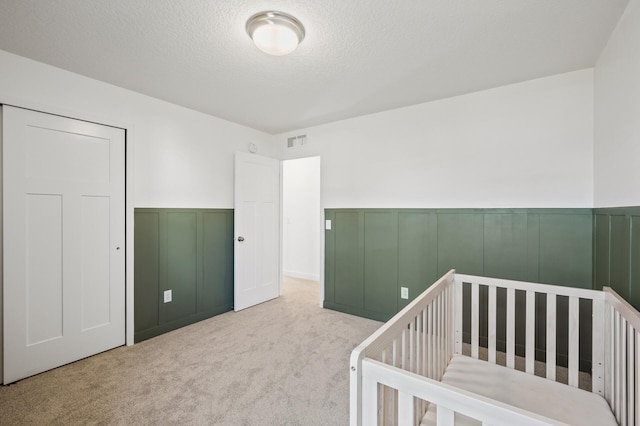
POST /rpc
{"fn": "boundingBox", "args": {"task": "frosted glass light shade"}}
[246,11,305,56]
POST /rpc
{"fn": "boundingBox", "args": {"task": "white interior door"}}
[234,152,280,311]
[2,106,125,384]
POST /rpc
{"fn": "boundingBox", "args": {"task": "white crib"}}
[350,270,640,425]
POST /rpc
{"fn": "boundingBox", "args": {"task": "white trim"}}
[283,270,320,282]
[0,96,136,346]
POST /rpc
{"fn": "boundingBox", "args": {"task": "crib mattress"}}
[421,354,617,426]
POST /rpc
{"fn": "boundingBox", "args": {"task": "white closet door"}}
[2,106,125,384]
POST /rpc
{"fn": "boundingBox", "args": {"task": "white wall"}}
[0,49,276,208]
[594,0,640,207]
[0,50,276,345]
[278,70,594,208]
[282,157,321,282]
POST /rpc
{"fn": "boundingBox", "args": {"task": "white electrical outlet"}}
[164,290,172,303]
[401,287,409,299]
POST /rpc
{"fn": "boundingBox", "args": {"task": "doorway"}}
[282,157,321,300]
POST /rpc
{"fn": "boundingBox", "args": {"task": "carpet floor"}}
[0,277,381,426]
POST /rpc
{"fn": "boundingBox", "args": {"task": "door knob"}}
[237,236,245,242]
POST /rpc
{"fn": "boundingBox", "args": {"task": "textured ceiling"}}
[0,0,630,134]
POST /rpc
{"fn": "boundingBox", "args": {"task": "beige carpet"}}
[0,277,381,426]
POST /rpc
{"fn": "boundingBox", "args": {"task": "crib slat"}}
[506,288,515,368]
[436,405,455,426]
[447,285,453,361]
[615,312,624,424]
[568,296,579,387]
[380,383,388,426]
[488,285,497,364]
[397,391,413,426]
[422,308,427,379]
[621,314,627,426]
[606,304,614,404]
[591,298,605,396]
[429,303,434,379]
[439,293,445,378]
[471,283,479,359]
[435,294,440,377]
[392,338,399,368]
[362,375,378,426]
[613,311,620,423]
[525,290,535,374]
[546,294,556,380]
[387,385,397,426]
[401,328,407,371]
[454,280,463,355]
[627,323,635,426]
[636,330,639,426]
[415,314,421,376]
[409,317,415,373]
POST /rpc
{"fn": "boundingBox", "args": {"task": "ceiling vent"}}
[286,134,307,148]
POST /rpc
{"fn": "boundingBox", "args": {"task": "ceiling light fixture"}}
[246,11,305,56]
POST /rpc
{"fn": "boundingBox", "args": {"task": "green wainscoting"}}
[325,208,593,321]
[594,207,640,311]
[134,209,233,342]
[324,208,594,369]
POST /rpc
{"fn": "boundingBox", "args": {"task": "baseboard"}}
[134,304,232,343]
[283,270,320,282]
[323,301,391,322]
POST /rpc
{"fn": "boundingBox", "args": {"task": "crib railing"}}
[455,274,607,394]
[604,287,640,426]
[350,270,456,426]
[351,270,640,425]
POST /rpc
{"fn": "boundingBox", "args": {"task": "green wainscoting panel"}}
[593,207,640,311]
[437,211,484,277]
[398,211,438,310]
[200,212,234,312]
[164,212,198,323]
[133,212,160,332]
[631,216,640,309]
[538,212,593,289]
[609,215,631,300]
[324,210,336,304]
[526,215,540,283]
[594,214,610,290]
[134,209,233,342]
[364,212,398,317]
[333,211,365,311]
[483,212,528,281]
